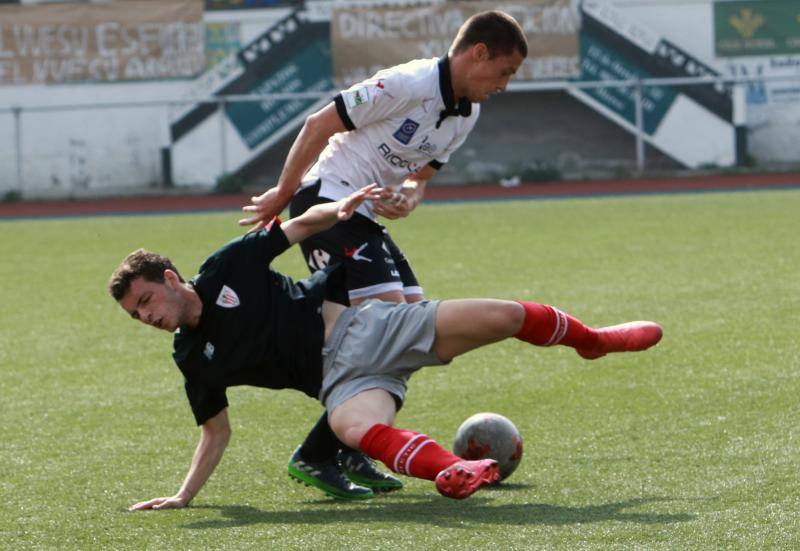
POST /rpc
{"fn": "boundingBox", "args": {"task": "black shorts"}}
[290,181,422,301]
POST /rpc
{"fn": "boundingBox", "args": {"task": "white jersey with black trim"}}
[300,56,479,219]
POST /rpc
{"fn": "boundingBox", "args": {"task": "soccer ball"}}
[453,412,523,481]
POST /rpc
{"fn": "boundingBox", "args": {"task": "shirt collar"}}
[437,55,472,128]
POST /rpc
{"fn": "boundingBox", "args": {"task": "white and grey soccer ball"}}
[453,412,523,481]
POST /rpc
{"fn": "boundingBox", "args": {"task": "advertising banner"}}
[330,0,580,84]
[577,0,735,168]
[226,27,332,149]
[724,55,800,105]
[0,0,204,85]
[170,9,332,152]
[714,1,800,57]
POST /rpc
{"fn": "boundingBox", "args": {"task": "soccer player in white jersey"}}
[239,10,528,500]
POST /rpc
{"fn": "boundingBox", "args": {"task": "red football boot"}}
[577,321,663,360]
[435,459,500,500]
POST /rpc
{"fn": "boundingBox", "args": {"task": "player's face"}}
[466,48,525,102]
[118,274,185,332]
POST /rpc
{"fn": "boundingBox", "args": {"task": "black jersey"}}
[172,223,347,425]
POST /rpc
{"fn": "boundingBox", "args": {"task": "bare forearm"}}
[275,123,329,198]
[282,184,381,246]
[177,426,230,504]
[402,178,428,209]
[283,201,344,244]
[239,103,346,230]
[276,102,344,197]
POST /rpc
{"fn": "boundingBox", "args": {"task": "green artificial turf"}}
[1,189,798,549]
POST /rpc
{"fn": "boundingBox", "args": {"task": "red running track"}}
[2,172,799,219]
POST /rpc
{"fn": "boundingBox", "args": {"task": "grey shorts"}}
[319,299,447,414]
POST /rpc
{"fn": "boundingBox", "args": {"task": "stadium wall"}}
[0,5,293,198]
[1,0,798,199]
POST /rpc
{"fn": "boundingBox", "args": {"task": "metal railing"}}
[1,73,798,195]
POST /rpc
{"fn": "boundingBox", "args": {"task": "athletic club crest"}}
[216,285,240,308]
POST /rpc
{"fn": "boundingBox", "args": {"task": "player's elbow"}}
[304,103,345,139]
[303,111,329,139]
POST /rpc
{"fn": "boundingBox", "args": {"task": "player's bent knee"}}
[504,300,526,335]
[343,426,371,450]
[483,300,525,337]
[329,389,398,448]
[329,417,370,449]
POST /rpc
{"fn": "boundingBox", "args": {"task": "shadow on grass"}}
[182,496,695,530]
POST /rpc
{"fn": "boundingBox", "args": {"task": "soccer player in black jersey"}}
[110,184,662,510]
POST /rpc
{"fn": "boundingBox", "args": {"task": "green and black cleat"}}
[287,446,373,500]
[338,450,404,493]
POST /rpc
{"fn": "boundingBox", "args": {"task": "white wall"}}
[0,80,190,198]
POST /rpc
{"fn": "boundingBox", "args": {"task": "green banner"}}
[715,1,800,57]
[225,39,332,149]
[579,35,676,135]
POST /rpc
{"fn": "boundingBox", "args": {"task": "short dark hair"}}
[108,248,184,301]
[451,10,528,58]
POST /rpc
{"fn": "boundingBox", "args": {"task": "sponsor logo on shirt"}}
[416,135,437,155]
[308,249,331,271]
[393,118,419,145]
[343,86,370,109]
[203,341,215,360]
[216,285,240,308]
[371,79,394,99]
[344,242,372,263]
[377,143,420,173]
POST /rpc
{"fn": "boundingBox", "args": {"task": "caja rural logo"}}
[729,8,764,39]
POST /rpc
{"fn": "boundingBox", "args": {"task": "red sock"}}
[514,301,599,350]
[359,424,460,481]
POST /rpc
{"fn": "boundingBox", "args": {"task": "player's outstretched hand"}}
[129,494,189,511]
[239,187,289,232]
[338,184,383,221]
[372,187,413,220]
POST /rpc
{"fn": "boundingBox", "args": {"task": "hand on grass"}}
[129,493,189,511]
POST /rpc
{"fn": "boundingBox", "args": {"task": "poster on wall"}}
[723,55,800,105]
[205,21,241,70]
[0,0,205,85]
[330,0,580,85]
[714,0,800,57]
[714,1,800,104]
